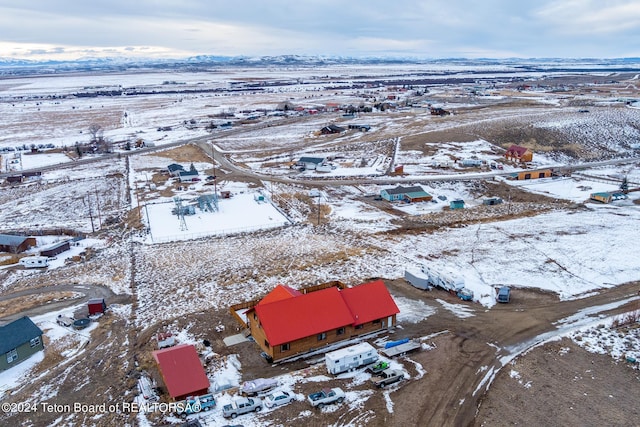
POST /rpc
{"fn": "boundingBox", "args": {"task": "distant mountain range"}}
[1,55,639,75]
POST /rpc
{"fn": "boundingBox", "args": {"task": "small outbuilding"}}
[40,240,71,258]
[297,157,326,171]
[320,124,345,135]
[450,199,465,210]
[0,316,44,372]
[87,298,106,316]
[153,344,210,400]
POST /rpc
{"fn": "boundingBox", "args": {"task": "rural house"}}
[0,234,36,254]
[153,344,210,400]
[508,169,553,180]
[297,156,326,170]
[0,316,44,372]
[247,280,400,362]
[380,185,432,202]
[505,145,533,163]
[178,169,199,182]
[167,163,185,177]
[320,124,345,135]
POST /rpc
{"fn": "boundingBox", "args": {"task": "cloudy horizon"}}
[1,1,639,61]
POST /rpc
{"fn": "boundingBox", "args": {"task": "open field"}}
[1,62,639,427]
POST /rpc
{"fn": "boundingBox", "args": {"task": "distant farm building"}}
[178,170,199,182]
[153,344,210,400]
[380,185,432,202]
[505,145,533,163]
[320,124,345,135]
[508,169,553,180]
[460,159,483,168]
[297,156,326,170]
[450,199,465,210]
[40,240,70,258]
[0,234,36,254]
[348,124,371,132]
[590,192,628,204]
[0,316,44,372]
[167,163,185,177]
[483,197,503,206]
[247,280,400,362]
[430,107,450,116]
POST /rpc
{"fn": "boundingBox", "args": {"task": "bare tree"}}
[88,124,103,143]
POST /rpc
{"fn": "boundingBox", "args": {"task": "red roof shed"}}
[153,344,210,400]
[87,298,106,315]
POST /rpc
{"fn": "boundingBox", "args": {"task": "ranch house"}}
[247,280,400,362]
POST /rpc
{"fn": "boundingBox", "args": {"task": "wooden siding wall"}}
[249,313,397,361]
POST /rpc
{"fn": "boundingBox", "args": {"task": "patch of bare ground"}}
[0,291,81,317]
[475,338,640,427]
[148,143,212,163]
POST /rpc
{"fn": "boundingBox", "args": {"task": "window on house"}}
[372,319,381,324]
[281,343,290,352]
[30,337,40,347]
[336,327,345,335]
[264,340,270,348]
[317,332,327,341]
[6,349,17,363]
[253,313,257,320]
[355,324,364,330]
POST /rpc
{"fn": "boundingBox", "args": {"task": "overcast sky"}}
[1,1,639,60]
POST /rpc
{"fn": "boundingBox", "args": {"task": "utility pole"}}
[316,192,321,226]
[84,195,95,233]
[94,187,102,229]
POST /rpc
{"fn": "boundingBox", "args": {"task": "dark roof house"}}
[0,316,44,372]
[320,124,345,135]
[380,185,432,202]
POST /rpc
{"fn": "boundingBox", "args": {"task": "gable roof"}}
[255,281,399,345]
[258,284,302,306]
[153,344,210,399]
[167,163,184,172]
[506,145,530,156]
[0,234,29,247]
[255,287,354,346]
[298,156,325,165]
[341,280,400,326]
[383,185,426,196]
[0,316,43,355]
[179,170,199,177]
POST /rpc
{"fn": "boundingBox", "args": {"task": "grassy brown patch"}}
[0,292,81,317]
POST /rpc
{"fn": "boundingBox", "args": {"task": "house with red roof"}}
[247,280,399,362]
[505,144,533,163]
[153,344,210,400]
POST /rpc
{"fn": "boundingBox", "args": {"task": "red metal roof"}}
[255,287,354,346]
[341,280,400,326]
[506,145,530,156]
[255,281,399,345]
[258,284,302,306]
[153,344,209,399]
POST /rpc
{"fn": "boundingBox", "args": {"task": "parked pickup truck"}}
[222,396,262,419]
[307,387,345,408]
[371,369,405,388]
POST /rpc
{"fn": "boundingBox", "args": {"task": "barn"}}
[247,280,399,362]
[153,344,210,400]
[0,234,36,254]
[40,240,71,258]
